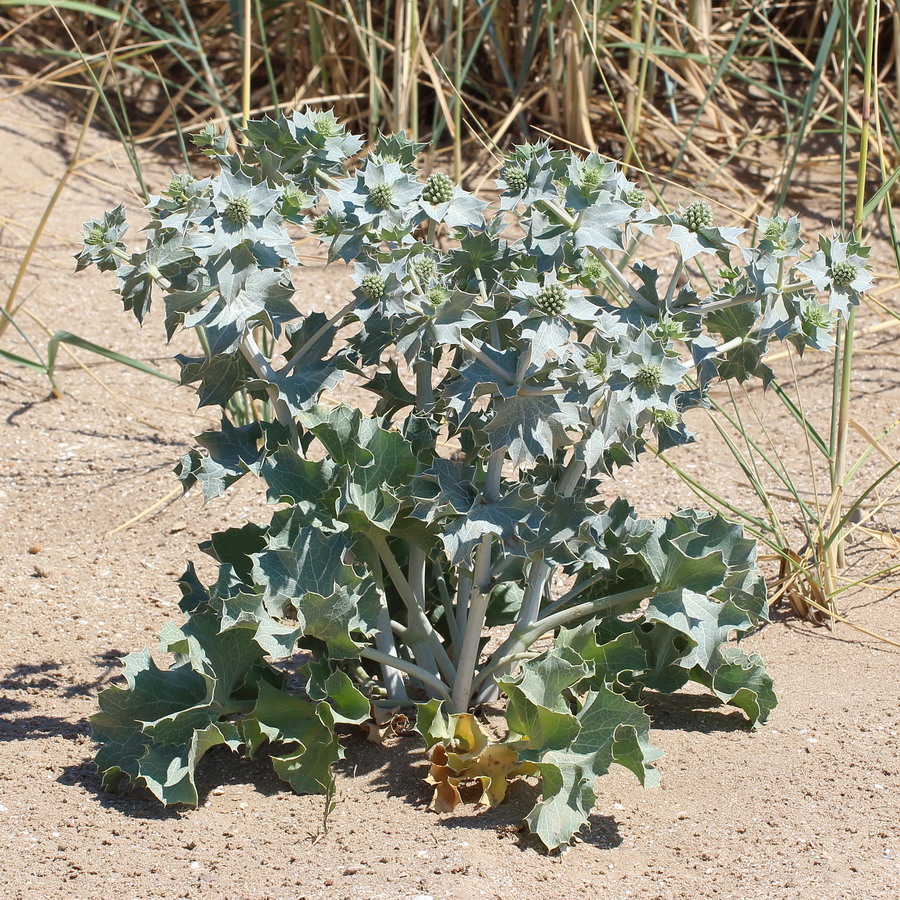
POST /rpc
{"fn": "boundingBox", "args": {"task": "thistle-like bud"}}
[803,304,832,329]
[655,317,684,342]
[369,183,395,210]
[427,284,449,305]
[581,166,603,189]
[165,174,192,202]
[830,260,857,287]
[534,283,567,317]
[422,173,454,205]
[84,223,108,246]
[625,187,646,207]
[503,165,528,194]
[763,220,785,241]
[582,256,604,282]
[683,200,713,232]
[360,273,387,300]
[412,256,437,281]
[311,113,340,137]
[281,184,308,211]
[585,351,606,376]
[654,408,678,427]
[223,196,252,226]
[634,363,663,390]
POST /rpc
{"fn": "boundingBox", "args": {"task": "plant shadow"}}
[643,690,750,733]
[58,742,290,822]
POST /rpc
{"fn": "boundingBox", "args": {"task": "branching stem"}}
[449,445,506,712]
[472,584,654,700]
[360,648,451,702]
[367,531,456,683]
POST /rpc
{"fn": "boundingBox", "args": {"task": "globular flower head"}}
[502,164,528,194]
[422,173,454,205]
[310,110,341,137]
[582,256,604,283]
[654,408,679,428]
[796,233,874,316]
[369,182,395,210]
[585,351,606,377]
[223,195,252,226]
[830,260,857,287]
[427,284,449,305]
[412,255,437,281]
[608,329,689,414]
[683,200,714,232]
[634,363,663,390]
[803,303,832,329]
[581,165,604,189]
[84,222,108,246]
[534,282,568,317]
[763,219,785,242]
[625,187,646,207]
[360,273,386,300]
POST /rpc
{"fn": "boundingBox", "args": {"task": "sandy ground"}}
[2,89,900,900]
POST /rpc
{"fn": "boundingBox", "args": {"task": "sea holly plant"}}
[78,110,870,851]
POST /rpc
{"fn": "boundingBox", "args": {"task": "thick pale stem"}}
[675,280,815,314]
[239,334,292,425]
[472,585,654,700]
[476,457,585,701]
[368,531,456,683]
[449,445,506,712]
[375,605,409,702]
[664,259,683,308]
[459,336,517,384]
[408,355,436,655]
[281,298,360,375]
[360,648,451,703]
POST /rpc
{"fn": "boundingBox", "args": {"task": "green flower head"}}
[422,173,454,205]
[503,164,528,194]
[368,182,395,210]
[683,200,713,232]
[360,273,386,300]
[223,195,252,226]
[634,363,663,390]
[585,351,606,376]
[830,260,857,287]
[625,187,646,207]
[534,283,567,317]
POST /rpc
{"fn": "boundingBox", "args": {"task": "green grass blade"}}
[45,332,178,383]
